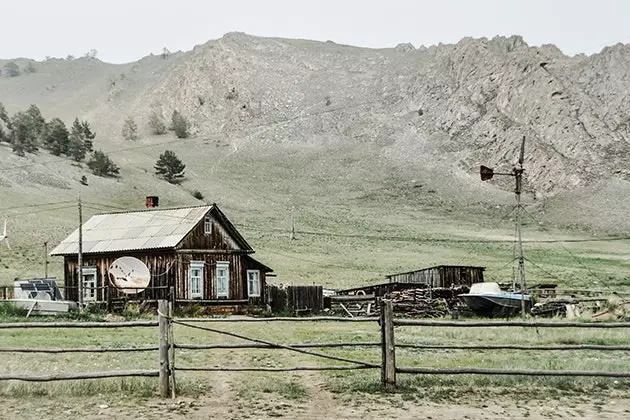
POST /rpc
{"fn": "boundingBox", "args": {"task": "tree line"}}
[0,102,189,185]
[0,102,119,177]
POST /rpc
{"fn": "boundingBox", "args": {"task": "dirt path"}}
[2,386,630,420]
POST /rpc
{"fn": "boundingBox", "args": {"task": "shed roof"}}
[385,265,486,278]
[50,204,252,256]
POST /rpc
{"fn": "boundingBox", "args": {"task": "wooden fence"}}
[1,299,630,397]
[265,285,323,314]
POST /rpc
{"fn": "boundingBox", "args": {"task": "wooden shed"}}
[385,265,485,288]
[50,204,273,307]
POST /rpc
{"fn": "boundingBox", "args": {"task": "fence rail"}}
[380,299,630,390]
[1,299,629,397]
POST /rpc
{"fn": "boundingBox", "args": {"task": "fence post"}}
[380,299,396,391]
[158,299,171,398]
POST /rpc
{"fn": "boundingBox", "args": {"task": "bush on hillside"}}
[87,150,120,177]
[122,116,138,141]
[155,150,185,184]
[3,62,20,77]
[148,110,167,135]
[170,110,189,139]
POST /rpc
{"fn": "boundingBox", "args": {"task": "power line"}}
[0,200,76,212]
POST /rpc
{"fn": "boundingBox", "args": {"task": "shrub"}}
[191,190,204,200]
[87,150,120,177]
[170,110,189,138]
[121,117,138,141]
[3,62,20,77]
[154,150,185,183]
[148,110,167,135]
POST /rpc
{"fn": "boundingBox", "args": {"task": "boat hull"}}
[460,294,532,317]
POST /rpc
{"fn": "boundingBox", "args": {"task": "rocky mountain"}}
[2,33,630,285]
[3,33,630,197]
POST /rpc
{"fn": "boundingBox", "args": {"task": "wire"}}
[519,206,625,299]
[0,200,76,212]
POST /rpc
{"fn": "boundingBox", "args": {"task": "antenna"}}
[108,257,151,294]
[0,219,11,250]
[480,136,527,320]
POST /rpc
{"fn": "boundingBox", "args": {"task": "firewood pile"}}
[386,286,470,318]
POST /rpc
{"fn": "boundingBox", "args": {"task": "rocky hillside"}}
[2,32,630,286]
[2,33,630,197]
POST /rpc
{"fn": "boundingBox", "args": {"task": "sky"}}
[1,0,629,63]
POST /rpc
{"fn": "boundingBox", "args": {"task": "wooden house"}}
[385,265,485,288]
[50,204,272,307]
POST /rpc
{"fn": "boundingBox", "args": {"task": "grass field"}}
[1,313,630,418]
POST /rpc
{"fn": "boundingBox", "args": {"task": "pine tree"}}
[9,112,40,156]
[44,118,70,156]
[68,118,96,161]
[154,150,186,184]
[170,110,189,138]
[87,150,120,177]
[121,117,138,141]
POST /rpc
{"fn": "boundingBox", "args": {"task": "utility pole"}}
[44,241,49,278]
[78,196,84,308]
[289,207,296,241]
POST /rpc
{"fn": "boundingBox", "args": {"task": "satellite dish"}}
[108,257,151,294]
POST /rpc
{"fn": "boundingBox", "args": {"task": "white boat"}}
[459,282,532,316]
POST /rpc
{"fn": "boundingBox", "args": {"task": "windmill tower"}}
[480,136,527,320]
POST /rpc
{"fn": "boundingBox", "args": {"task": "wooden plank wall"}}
[64,252,177,302]
[387,267,484,288]
[265,285,323,313]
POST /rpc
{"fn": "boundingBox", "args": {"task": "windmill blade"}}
[2,220,6,237]
[518,136,526,166]
[3,238,10,250]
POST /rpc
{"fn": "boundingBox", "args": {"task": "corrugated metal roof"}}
[51,205,213,256]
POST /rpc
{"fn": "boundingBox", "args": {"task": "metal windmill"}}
[480,136,527,320]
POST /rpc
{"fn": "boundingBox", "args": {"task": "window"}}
[80,267,97,302]
[188,261,204,299]
[204,216,212,234]
[247,270,261,297]
[216,262,229,297]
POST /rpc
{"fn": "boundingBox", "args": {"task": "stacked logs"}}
[386,286,470,318]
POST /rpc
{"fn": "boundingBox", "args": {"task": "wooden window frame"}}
[216,261,229,298]
[247,269,261,297]
[188,261,204,299]
[204,216,213,234]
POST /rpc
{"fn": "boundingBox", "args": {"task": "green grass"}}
[236,375,308,401]
[1,318,630,398]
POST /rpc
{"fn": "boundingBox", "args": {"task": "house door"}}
[188,261,204,299]
[81,267,97,302]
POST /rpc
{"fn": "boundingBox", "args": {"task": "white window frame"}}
[80,267,98,302]
[188,261,204,299]
[204,216,213,234]
[216,261,229,298]
[247,270,261,297]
